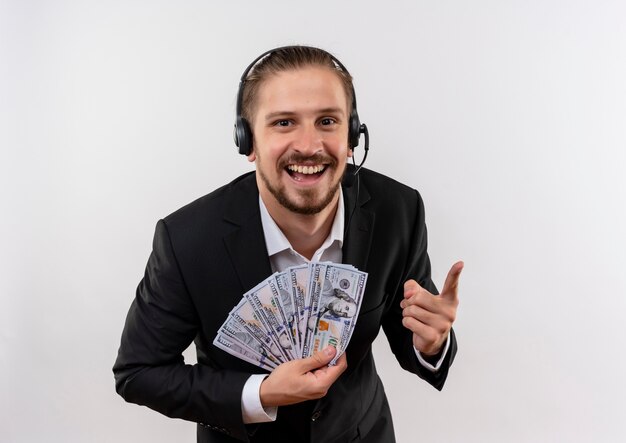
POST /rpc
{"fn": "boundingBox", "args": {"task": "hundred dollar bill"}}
[301,263,327,358]
[229,298,288,363]
[218,314,282,367]
[213,331,277,371]
[289,264,311,358]
[245,280,296,361]
[270,272,300,355]
[304,263,367,364]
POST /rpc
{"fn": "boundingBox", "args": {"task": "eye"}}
[274,119,292,127]
[320,118,336,126]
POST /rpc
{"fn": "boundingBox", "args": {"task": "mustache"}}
[279,153,337,168]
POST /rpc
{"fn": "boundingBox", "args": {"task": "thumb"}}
[441,261,464,301]
[299,346,337,372]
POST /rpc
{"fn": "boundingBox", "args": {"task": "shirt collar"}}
[259,190,345,258]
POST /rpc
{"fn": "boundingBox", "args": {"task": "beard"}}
[257,152,345,215]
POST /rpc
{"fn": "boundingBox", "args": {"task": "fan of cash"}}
[213,262,368,370]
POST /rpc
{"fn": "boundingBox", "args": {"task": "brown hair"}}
[240,46,354,124]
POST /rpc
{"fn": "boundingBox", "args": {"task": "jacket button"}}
[311,411,322,421]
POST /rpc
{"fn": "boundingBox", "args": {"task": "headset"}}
[233,45,369,175]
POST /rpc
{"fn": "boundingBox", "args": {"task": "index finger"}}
[441,261,464,301]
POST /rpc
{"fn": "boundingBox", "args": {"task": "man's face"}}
[249,66,352,215]
[328,297,357,318]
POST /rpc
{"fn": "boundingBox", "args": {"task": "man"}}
[114,46,463,443]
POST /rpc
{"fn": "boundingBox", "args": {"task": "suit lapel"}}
[222,174,273,293]
[342,177,375,272]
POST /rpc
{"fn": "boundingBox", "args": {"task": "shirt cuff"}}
[414,334,450,372]
[241,374,277,424]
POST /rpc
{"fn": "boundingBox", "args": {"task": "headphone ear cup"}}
[348,109,361,149]
[234,117,253,156]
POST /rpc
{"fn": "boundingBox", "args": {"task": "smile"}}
[286,164,326,175]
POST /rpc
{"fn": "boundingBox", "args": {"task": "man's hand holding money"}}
[259,345,347,407]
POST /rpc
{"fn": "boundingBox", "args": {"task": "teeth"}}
[287,165,325,175]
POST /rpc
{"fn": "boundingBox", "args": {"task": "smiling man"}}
[249,64,353,261]
[114,46,463,443]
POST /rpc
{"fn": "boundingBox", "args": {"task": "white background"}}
[2,1,625,442]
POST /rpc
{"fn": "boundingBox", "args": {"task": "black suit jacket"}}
[114,167,457,443]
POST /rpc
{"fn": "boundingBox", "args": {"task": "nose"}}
[292,123,322,155]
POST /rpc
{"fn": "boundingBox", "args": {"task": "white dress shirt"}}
[241,192,449,423]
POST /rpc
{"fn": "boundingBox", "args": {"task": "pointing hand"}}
[400,261,463,356]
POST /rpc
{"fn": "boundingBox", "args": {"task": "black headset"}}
[233,45,369,160]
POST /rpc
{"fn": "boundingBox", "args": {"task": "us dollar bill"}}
[304,263,367,364]
[213,330,277,371]
[301,263,328,358]
[270,272,300,355]
[289,264,310,358]
[218,314,282,367]
[244,280,296,361]
[229,298,288,363]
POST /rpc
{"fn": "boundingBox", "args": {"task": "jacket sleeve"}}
[113,220,251,442]
[380,189,457,391]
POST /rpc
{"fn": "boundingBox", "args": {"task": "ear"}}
[347,147,354,158]
[247,147,256,162]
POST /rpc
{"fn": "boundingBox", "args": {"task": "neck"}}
[260,190,340,261]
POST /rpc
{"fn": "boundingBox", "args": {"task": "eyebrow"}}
[263,107,345,122]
